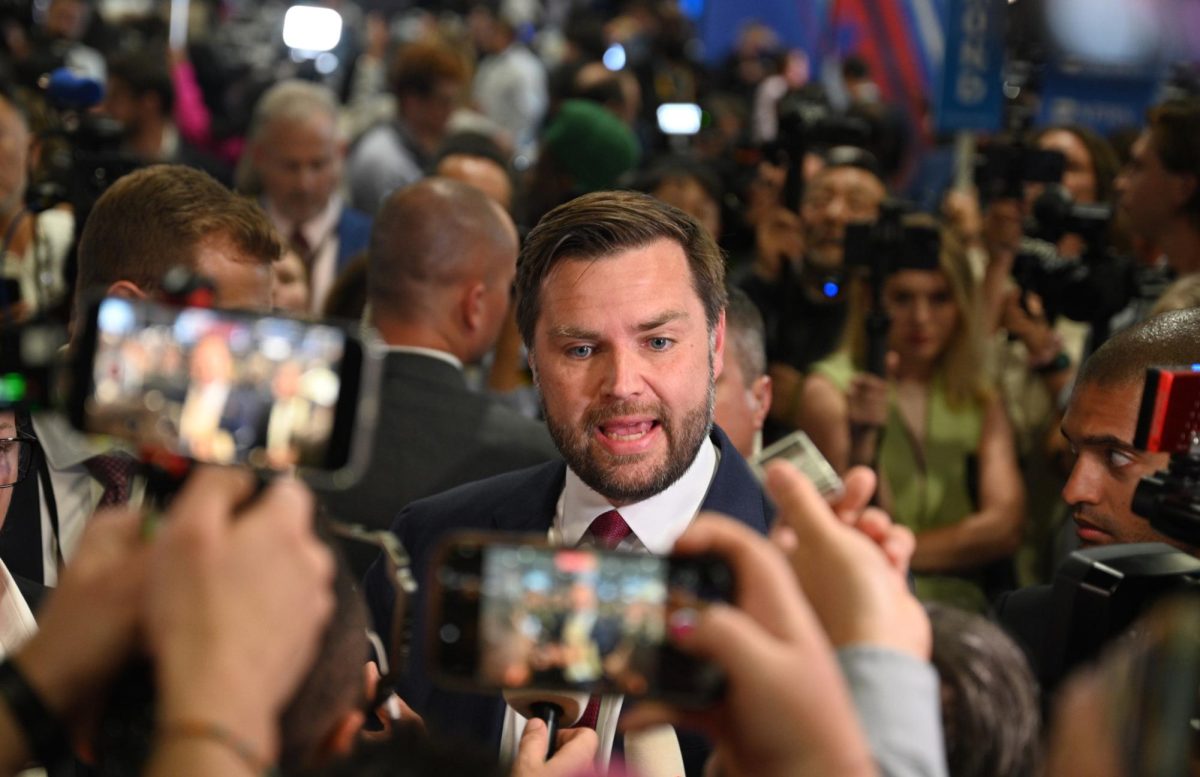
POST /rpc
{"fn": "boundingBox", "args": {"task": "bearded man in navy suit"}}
[364,190,773,774]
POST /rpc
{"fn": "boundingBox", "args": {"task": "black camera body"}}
[974,142,1064,203]
[771,89,872,211]
[843,201,940,376]
[1133,367,1200,546]
[1028,184,1111,245]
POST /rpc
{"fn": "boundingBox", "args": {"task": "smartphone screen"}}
[430,534,731,706]
[73,296,368,473]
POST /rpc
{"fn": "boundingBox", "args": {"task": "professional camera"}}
[26,68,142,216]
[1041,366,1200,691]
[770,89,871,210]
[843,201,940,376]
[1010,185,1135,327]
[1028,184,1111,245]
[974,142,1064,203]
[1133,366,1200,545]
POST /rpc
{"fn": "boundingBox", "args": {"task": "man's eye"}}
[1107,449,1134,468]
[646,337,672,351]
[567,345,593,359]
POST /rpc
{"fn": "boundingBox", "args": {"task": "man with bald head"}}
[316,178,556,575]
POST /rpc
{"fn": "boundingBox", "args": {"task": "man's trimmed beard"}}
[542,359,715,505]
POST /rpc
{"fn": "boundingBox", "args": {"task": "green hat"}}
[543,99,640,193]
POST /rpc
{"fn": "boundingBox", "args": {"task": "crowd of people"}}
[0,0,1198,776]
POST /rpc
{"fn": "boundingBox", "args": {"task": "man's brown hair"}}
[515,190,727,347]
[76,164,281,300]
[390,41,469,98]
[1148,98,1200,225]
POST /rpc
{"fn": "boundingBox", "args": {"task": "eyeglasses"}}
[0,436,35,488]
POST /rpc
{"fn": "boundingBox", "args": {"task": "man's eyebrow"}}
[1061,428,1136,450]
[548,325,599,340]
[635,310,688,332]
[548,311,689,340]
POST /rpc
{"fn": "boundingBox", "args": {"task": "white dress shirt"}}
[267,195,343,314]
[500,438,719,768]
[31,414,144,585]
[0,559,36,660]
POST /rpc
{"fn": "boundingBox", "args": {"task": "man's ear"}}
[461,280,486,333]
[317,709,366,764]
[1174,172,1198,215]
[105,280,147,300]
[711,309,726,380]
[751,374,773,430]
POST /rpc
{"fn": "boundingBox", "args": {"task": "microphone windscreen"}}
[46,67,105,109]
[503,688,590,725]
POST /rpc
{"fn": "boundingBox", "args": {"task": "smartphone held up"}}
[69,295,379,486]
[428,532,733,707]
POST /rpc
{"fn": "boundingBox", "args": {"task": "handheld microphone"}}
[44,67,105,110]
[503,688,590,760]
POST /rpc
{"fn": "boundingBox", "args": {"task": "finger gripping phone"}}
[428,532,733,707]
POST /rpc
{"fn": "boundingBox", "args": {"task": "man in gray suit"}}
[317,178,557,575]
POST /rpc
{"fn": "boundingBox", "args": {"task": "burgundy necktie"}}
[290,226,313,269]
[575,509,632,730]
[84,452,137,509]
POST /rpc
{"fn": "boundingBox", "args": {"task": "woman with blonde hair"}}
[801,216,1025,611]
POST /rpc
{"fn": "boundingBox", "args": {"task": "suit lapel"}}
[699,426,773,533]
[490,462,566,533]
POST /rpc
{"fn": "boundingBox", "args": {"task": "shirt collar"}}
[31,412,119,469]
[383,345,463,371]
[558,436,718,554]
[266,193,342,248]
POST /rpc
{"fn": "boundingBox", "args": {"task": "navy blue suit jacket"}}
[335,205,372,269]
[363,426,772,769]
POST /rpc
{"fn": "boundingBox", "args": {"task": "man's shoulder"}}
[705,426,774,533]
[993,583,1053,677]
[396,460,565,550]
[337,204,373,234]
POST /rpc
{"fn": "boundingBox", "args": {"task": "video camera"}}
[26,68,142,217]
[770,89,871,211]
[842,201,941,376]
[1133,366,1200,545]
[1041,365,1200,691]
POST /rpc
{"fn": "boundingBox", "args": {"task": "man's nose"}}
[601,346,645,399]
[1061,456,1100,508]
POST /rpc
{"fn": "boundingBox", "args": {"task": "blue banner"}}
[934,0,1005,132]
[1037,65,1160,135]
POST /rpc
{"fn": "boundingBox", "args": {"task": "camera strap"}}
[35,453,65,577]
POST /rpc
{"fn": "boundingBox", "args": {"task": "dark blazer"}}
[13,573,48,615]
[363,425,772,773]
[334,205,372,269]
[993,584,1053,684]
[316,351,558,576]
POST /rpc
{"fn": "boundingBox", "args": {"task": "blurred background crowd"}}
[0,0,1197,775]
